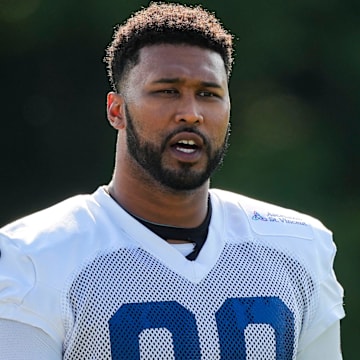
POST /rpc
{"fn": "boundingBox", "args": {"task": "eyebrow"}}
[152,78,222,89]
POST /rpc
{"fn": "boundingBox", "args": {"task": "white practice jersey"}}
[0,187,344,359]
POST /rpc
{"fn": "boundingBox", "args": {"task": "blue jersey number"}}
[109,297,294,359]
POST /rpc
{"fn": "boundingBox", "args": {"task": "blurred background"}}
[0,0,358,357]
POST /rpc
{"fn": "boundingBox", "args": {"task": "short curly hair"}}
[105,2,234,92]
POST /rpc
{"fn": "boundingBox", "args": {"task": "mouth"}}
[168,132,205,161]
[173,139,199,154]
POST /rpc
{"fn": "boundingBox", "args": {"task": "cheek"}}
[210,115,230,144]
[218,124,230,146]
[128,115,164,145]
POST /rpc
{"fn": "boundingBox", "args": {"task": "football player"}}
[0,2,344,359]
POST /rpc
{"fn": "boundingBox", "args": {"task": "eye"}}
[159,89,178,95]
[198,91,218,98]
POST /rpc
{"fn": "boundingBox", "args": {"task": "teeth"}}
[174,139,198,154]
[178,140,196,145]
[177,147,195,153]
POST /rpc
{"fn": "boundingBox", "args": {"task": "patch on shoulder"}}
[244,206,314,240]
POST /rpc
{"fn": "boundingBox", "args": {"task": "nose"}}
[174,95,204,125]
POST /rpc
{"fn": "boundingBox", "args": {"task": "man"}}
[0,2,344,359]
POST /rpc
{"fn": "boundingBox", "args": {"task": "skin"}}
[106,44,230,231]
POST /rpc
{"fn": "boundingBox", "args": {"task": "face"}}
[109,44,231,192]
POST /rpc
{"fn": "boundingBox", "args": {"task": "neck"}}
[108,168,209,229]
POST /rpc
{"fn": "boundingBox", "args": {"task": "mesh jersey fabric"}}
[0,187,345,359]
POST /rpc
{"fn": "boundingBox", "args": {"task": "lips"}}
[168,131,205,160]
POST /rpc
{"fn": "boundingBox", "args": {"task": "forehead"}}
[129,44,228,85]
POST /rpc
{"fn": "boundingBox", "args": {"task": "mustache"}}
[161,127,208,151]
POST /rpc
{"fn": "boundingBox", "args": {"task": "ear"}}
[107,92,125,130]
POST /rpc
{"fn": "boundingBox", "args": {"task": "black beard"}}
[125,105,230,191]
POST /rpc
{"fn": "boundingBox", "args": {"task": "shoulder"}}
[210,188,330,242]
[0,186,138,283]
[0,187,122,341]
[209,189,343,304]
[1,192,97,244]
[210,188,345,342]
[0,187,120,252]
[0,187,115,297]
